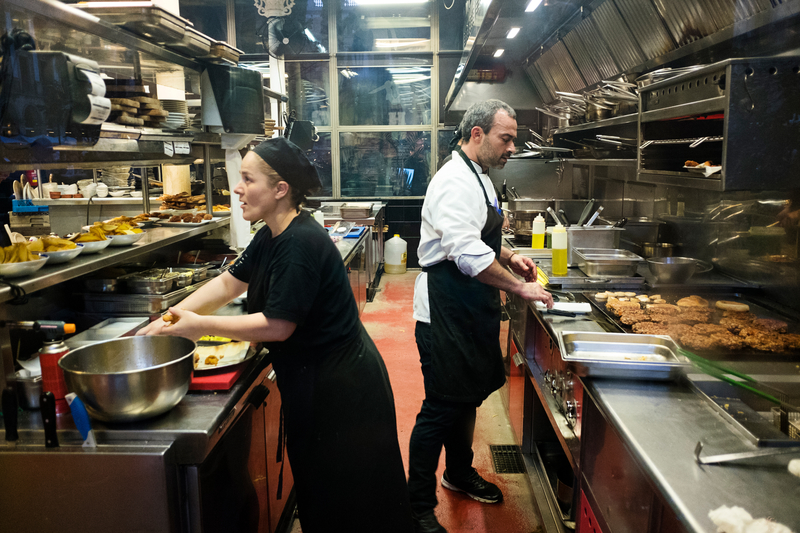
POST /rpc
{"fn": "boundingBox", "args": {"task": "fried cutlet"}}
[619,310,652,325]
[752,318,788,333]
[632,322,670,335]
[719,317,754,334]
[743,332,787,353]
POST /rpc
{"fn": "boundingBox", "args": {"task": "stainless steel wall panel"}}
[534,60,559,102]
[573,17,620,80]
[525,62,553,103]
[541,49,571,92]
[563,30,602,87]
[551,41,586,92]
[591,1,646,72]
[650,0,719,46]
[612,0,675,60]
[704,0,736,32]
[733,0,771,21]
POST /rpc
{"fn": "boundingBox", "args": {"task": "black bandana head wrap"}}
[252,137,321,194]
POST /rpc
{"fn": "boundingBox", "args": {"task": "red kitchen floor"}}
[290,271,543,533]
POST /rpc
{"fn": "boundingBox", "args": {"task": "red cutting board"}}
[189,363,247,391]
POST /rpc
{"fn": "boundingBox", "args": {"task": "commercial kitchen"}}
[1,0,800,532]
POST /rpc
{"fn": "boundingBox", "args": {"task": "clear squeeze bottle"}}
[551,224,568,276]
[531,214,545,249]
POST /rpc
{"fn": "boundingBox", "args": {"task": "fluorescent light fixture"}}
[525,0,543,12]
[506,27,520,39]
[493,49,504,58]
[79,1,153,6]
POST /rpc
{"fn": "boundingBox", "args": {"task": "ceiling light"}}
[506,27,520,39]
[493,49,504,58]
[525,0,543,12]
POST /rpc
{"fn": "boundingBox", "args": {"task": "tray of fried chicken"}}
[587,291,800,356]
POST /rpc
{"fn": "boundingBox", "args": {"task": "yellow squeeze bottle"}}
[531,214,545,249]
[551,224,568,276]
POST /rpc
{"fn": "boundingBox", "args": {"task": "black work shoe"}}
[441,469,503,504]
[412,510,447,533]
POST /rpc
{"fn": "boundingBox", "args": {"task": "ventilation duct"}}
[612,0,674,60]
[591,1,646,72]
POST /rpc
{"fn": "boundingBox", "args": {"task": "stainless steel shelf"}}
[553,114,638,135]
[3,0,203,70]
[640,97,726,122]
[0,218,230,304]
[637,170,724,191]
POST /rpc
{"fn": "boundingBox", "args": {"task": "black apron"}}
[425,148,505,403]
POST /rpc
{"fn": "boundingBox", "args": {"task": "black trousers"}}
[408,321,482,513]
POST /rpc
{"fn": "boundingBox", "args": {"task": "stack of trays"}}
[264,118,276,136]
[161,100,190,130]
[104,80,168,128]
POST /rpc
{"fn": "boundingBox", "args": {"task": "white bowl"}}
[43,244,84,264]
[130,191,142,198]
[107,232,145,246]
[77,238,112,254]
[0,256,49,278]
[108,191,126,197]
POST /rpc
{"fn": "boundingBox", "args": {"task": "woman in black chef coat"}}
[138,137,414,533]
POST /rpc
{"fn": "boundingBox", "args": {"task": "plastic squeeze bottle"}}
[531,214,546,249]
[551,224,568,276]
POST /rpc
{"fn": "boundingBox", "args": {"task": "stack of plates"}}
[100,166,132,188]
[161,100,190,130]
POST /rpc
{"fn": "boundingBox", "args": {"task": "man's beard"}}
[478,143,508,169]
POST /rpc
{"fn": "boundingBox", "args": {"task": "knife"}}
[2,387,18,444]
[584,206,604,226]
[576,199,595,226]
[66,393,96,447]
[40,391,59,448]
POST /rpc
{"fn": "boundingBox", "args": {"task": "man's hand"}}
[508,253,537,282]
[517,282,553,308]
[136,307,205,341]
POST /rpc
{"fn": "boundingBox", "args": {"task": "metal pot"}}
[59,336,196,422]
[641,242,675,258]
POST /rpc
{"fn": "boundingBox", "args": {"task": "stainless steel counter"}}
[524,287,800,532]
[0,346,271,465]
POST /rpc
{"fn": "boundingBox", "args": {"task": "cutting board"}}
[189,363,248,391]
[345,226,366,238]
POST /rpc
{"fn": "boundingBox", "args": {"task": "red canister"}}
[39,339,71,415]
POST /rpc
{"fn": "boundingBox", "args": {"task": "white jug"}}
[384,234,407,274]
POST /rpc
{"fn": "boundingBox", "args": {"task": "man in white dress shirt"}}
[408,100,553,533]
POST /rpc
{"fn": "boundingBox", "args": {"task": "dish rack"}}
[771,407,800,441]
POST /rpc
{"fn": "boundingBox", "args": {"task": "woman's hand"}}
[135,307,207,341]
[508,253,537,283]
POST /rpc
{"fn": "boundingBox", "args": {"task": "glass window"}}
[180,0,228,42]
[308,132,333,197]
[234,0,328,55]
[438,0,465,51]
[437,127,459,170]
[340,132,431,197]
[286,62,331,126]
[337,1,431,53]
[338,67,431,126]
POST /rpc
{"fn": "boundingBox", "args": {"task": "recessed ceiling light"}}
[494,49,504,58]
[506,27,521,39]
[526,0,543,12]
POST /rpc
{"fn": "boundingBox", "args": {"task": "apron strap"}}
[457,147,494,209]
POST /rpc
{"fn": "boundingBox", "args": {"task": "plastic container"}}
[552,225,568,276]
[531,215,546,249]
[385,234,407,274]
[313,210,325,226]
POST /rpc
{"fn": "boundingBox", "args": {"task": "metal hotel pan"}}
[558,331,689,380]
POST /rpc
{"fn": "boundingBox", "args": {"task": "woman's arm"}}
[136,272,248,336]
[148,309,296,343]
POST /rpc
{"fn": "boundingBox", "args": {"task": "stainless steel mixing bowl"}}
[647,257,697,284]
[58,336,195,422]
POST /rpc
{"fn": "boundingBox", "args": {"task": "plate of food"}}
[194,341,256,371]
[0,243,49,278]
[158,212,215,226]
[212,204,231,217]
[683,161,722,176]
